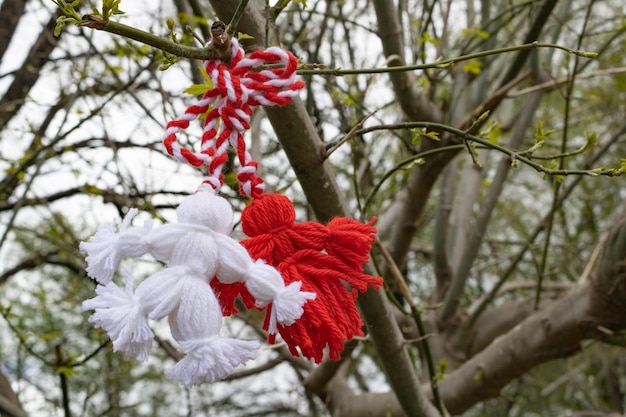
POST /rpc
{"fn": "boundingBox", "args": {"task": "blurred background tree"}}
[1,0,626,416]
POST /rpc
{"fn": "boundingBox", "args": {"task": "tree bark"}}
[0,9,62,131]
[0,0,28,61]
[0,371,27,417]
[328,209,626,415]
[207,1,439,416]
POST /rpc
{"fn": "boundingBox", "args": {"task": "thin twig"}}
[55,345,72,417]
[296,42,596,76]
[185,25,205,46]
[361,144,467,218]
[228,0,251,33]
[353,122,624,178]
[324,110,378,158]
[68,16,598,79]
[509,66,626,97]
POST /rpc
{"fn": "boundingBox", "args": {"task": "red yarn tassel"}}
[274,250,381,361]
[210,280,256,315]
[217,193,384,362]
[325,217,377,269]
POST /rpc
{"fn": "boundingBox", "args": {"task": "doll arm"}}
[80,209,153,284]
[213,233,316,333]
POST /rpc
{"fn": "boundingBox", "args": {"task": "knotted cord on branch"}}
[162,37,304,196]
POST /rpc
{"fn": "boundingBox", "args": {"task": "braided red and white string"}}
[162,37,304,196]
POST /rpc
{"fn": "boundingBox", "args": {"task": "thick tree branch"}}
[0,0,28,61]
[371,0,443,123]
[326,368,406,417]
[370,0,453,273]
[344,284,625,416]
[0,10,61,130]
[388,202,626,415]
[0,371,27,417]
[463,295,560,357]
[375,0,563,275]
[348,207,626,415]
[207,1,439,416]
[366,284,603,415]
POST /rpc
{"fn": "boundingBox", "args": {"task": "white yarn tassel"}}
[269,281,314,332]
[165,279,259,385]
[82,267,153,361]
[164,337,259,385]
[80,209,153,284]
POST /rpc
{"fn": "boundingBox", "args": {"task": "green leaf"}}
[461,26,490,40]
[476,29,490,40]
[102,0,125,21]
[606,159,626,176]
[525,121,555,155]
[436,359,448,381]
[83,184,104,195]
[534,121,556,142]
[342,95,357,106]
[237,32,254,41]
[411,128,440,145]
[463,59,482,75]
[418,32,439,45]
[481,121,502,144]
[589,166,606,177]
[57,366,74,377]
[54,16,68,37]
[575,131,598,154]
[198,65,213,87]
[183,84,211,95]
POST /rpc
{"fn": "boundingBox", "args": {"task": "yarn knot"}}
[162,38,304,198]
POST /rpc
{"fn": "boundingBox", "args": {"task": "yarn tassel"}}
[210,281,255,316]
[273,250,381,362]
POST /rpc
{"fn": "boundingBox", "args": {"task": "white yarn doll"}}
[81,188,315,385]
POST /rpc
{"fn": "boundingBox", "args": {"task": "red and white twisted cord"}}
[162,38,304,196]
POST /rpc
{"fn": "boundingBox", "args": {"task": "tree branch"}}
[0,0,27,62]
[76,14,219,60]
[0,371,27,417]
[351,207,626,415]
[0,9,61,130]
[439,86,547,323]
[206,1,440,416]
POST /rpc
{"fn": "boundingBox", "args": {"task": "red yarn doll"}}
[212,193,383,362]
